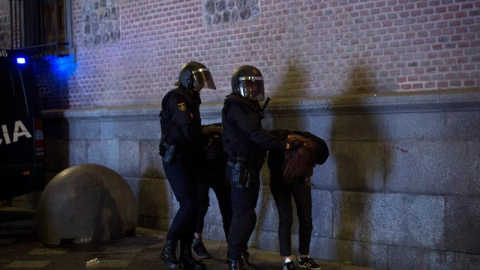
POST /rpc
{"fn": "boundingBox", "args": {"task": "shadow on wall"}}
[7,56,77,208]
[330,64,390,267]
[137,145,169,232]
[37,56,77,110]
[40,57,77,183]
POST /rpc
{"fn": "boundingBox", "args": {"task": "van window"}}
[0,64,28,117]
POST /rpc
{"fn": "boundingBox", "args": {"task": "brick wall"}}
[3,0,476,109]
[0,0,10,49]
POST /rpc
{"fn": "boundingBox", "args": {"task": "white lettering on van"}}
[13,121,32,142]
[1,125,11,144]
[0,121,32,145]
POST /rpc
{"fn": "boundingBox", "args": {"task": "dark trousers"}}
[195,180,232,240]
[163,158,200,243]
[270,176,313,257]
[227,174,260,260]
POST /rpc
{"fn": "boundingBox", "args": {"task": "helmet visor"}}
[192,68,216,90]
[239,76,265,101]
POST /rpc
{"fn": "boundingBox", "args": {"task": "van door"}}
[0,50,45,199]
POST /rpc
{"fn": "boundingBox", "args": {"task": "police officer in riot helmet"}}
[222,65,303,270]
[159,61,216,270]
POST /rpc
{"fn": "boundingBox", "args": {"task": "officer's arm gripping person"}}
[222,65,303,270]
[159,62,216,270]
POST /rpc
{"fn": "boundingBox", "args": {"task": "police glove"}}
[286,139,303,151]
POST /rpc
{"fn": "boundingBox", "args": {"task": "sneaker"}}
[283,261,295,270]
[298,257,321,270]
[192,242,211,259]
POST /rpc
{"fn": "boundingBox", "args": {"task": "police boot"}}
[161,239,180,269]
[179,240,205,270]
[228,251,249,265]
[230,253,261,270]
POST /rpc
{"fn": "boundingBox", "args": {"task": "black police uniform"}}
[221,93,286,261]
[160,87,204,268]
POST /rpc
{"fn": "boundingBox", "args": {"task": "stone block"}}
[333,192,444,249]
[378,112,447,141]
[444,111,480,140]
[323,106,480,143]
[87,140,119,171]
[445,196,480,254]
[387,141,480,196]
[118,140,140,177]
[136,178,171,219]
[335,239,388,269]
[139,216,171,232]
[99,121,115,139]
[123,177,140,201]
[46,140,87,172]
[68,120,101,140]
[309,236,336,261]
[106,140,120,172]
[311,189,333,238]
[250,230,279,252]
[388,245,480,270]
[329,113,392,141]
[87,140,109,166]
[203,224,227,242]
[317,141,386,191]
[304,119,333,141]
[68,140,88,166]
[140,140,164,179]
[326,110,478,143]
[255,189,279,231]
[309,236,388,268]
[45,139,69,172]
[110,119,161,140]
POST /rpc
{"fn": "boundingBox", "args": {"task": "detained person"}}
[268,130,329,270]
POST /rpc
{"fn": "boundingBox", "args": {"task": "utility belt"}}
[160,140,188,165]
[228,157,264,170]
[226,157,262,188]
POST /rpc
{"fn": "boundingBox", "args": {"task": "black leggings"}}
[270,176,313,257]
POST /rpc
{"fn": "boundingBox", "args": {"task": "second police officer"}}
[222,65,303,270]
[159,61,216,270]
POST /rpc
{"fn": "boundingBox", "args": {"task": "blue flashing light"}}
[16,57,26,64]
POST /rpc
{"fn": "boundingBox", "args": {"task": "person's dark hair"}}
[283,135,316,186]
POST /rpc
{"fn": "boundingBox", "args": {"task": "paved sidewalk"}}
[0,206,377,270]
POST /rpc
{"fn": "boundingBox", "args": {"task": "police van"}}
[0,49,46,200]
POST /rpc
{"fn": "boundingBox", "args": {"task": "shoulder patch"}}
[177,102,186,111]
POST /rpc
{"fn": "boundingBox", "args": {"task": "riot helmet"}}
[231,65,265,101]
[178,61,216,91]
